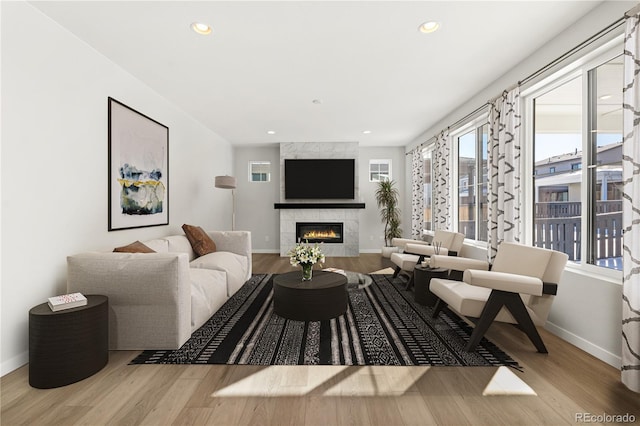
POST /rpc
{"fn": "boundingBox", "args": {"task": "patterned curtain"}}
[622,6,640,393]
[433,129,451,230]
[487,87,522,262]
[410,147,425,239]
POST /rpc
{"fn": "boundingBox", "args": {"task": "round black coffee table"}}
[273,271,348,321]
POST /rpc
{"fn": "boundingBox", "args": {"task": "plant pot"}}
[381,246,399,258]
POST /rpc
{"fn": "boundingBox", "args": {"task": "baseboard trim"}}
[359,249,382,254]
[545,321,621,369]
[1,351,28,377]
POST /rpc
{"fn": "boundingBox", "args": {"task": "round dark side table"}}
[29,295,108,389]
[413,265,449,306]
[273,271,348,321]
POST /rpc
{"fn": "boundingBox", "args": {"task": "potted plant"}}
[375,180,402,258]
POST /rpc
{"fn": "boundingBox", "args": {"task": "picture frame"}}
[108,97,169,231]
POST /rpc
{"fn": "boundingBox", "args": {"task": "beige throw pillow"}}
[182,224,217,257]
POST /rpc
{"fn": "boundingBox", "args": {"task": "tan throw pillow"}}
[182,224,217,257]
[113,241,156,253]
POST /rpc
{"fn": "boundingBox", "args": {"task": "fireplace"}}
[296,222,344,244]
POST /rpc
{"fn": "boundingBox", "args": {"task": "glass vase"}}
[301,263,313,281]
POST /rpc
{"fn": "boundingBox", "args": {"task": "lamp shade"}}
[214,175,237,189]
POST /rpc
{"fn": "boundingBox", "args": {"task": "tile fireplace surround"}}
[278,142,361,257]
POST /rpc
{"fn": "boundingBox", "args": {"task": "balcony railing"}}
[458,201,622,270]
[533,212,622,264]
[535,200,622,218]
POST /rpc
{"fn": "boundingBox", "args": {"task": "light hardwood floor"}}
[2,253,638,425]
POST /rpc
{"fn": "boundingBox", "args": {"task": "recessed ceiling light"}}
[267,130,276,135]
[362,130,372,134]
[599,94,612,100]
[418,21,440,34]
[191,22,212,35]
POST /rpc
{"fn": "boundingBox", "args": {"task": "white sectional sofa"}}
[66,231,251,350]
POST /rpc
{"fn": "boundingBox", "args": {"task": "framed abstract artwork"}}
[108,97,169,231]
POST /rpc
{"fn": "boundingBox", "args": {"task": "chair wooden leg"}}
[501,292,548,353]
[432,298,446,318]
[392,266,401,278]
[464,291,505,351]
[404,273,415,290]
[465,290,548,353]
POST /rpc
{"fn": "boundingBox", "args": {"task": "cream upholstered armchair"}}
[429,242,568,353]
[390,230,465,289]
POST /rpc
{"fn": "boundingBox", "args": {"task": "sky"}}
[534,133,622,162]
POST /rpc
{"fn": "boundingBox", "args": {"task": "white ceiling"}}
[30,1,604,147]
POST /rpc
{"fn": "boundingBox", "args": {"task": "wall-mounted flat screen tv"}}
[284,159,355,199]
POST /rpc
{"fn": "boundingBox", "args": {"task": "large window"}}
[456,123,488,241]
[531,51,622,271]
[423,148,433,231]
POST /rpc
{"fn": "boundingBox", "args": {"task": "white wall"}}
[406,1,634,367]
[1,2,234,375]
[234,145,281,252]
[359,147,407,252]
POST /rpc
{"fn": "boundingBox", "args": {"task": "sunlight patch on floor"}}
[482,366,537,396]
[322,366,431,396]
[370,267,395,274]
[212,366,347,397]
[210,365,431,397]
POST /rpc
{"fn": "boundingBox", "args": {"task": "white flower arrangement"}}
[287,240,325,267]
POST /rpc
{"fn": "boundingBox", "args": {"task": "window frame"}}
[450,114,489,243]
[248,160,271,183]
[422,146,435,232]
[521,37,623,280]
[369,159,392,182]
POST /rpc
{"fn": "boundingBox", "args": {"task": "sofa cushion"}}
[113,241,155,253]
[189,268,228,332]
[190,251,248,297]
[142,238,169,253]
[390,252,420,272]
[164,235,196,261]
[182,224,217,257]
[492,242,552,279]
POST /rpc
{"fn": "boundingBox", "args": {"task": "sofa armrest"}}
[405,243,449,257]
[463,269,544,296]
[429,255,489,272]
[391,238,429,250]
[66,252,192,350]
[207,231,252,279]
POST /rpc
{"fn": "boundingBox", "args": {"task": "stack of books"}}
[47,292,87,312]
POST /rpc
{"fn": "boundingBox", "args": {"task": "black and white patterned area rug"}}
[130,274,520,368]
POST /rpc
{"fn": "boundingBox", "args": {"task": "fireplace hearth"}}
[296,222,344,244]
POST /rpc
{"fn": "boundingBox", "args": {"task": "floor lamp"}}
[214,175,237,230]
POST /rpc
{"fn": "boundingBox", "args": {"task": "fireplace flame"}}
[303,230,338,239]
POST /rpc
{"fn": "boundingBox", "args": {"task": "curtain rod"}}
[446,103,490,131]
[518,16,625,87]
[407,101,489,155]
